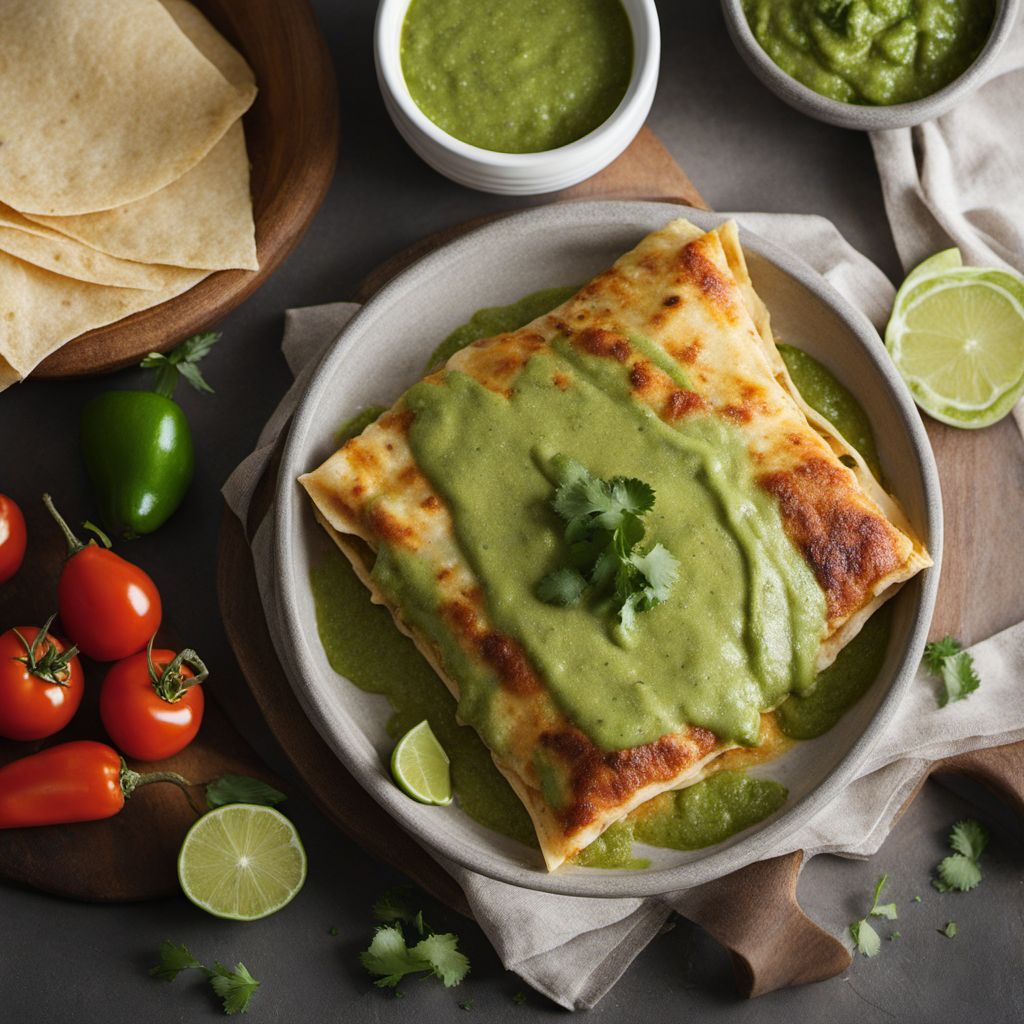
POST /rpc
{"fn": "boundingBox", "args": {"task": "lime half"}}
[178,804,307,921]
[391,720,452,806]
[886,254,1024,428]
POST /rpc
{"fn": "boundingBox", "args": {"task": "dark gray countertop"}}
[0,3,1021,1022]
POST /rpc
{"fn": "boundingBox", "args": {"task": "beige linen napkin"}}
[223,214,1024,1010]
[870,9,1024,278]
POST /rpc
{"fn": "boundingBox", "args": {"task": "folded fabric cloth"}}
[223,213,1024,1010]
[870,10,1024,278]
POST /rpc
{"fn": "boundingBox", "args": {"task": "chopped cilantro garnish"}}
[933,819,989,892]
[850,874,898,956]
[922,635,980,706]
[360,925,469,989]
[513,991,527,1005]
[149,942,260,1016]
[537,457,678,638]
[940,921,958,939]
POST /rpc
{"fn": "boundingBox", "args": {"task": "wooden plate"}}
[32,0,339,380]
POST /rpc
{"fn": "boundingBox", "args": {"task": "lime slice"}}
[391,720,452,806]
[177,804,307,921]
[885,257,1024,428]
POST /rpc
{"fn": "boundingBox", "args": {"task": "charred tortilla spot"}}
[663,294,680,307]
[577,326,632,363]
[665,388,703,419]
[679,239,734,314]
[480,632,541,695]
[552,372,571,391]
[421,495,440,511]
[540,727,718,834]
[367,503,415,547]
[722,402,753,424]
[759,457,903,619]
[630,360,652,392]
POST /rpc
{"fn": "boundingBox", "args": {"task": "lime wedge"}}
[391,720,452,806]
[885,256,1024,428]
[177,804,307,921]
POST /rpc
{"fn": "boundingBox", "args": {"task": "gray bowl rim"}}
[720,0,1020,131]
[273,199,943,898]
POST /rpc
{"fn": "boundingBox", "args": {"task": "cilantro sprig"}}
[537,457,679,639]
[922,635,981,707]
[150,941,260,1016]
[360,891,469,990]
[849,874,898,957]
[933,819,989,893]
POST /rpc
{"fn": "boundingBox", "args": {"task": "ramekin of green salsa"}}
[374,0,661,194]
[721,0,1017,130]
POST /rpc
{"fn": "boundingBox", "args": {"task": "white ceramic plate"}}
[273,201,942,898]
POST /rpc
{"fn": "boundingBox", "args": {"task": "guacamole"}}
[742,0,995,105]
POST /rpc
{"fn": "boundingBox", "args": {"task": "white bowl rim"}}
[720,0,1020,130]
[273,200,943,898]
[374,0,661,166]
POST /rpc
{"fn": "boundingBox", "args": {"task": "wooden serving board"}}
[31,0,338,380]
[212,127,1024,996]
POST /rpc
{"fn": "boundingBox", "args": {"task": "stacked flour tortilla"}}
[0,0,259,388]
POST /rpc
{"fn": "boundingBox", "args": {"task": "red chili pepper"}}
[0,494,27,584]
[43,494,162,661]
[0,740,198,829]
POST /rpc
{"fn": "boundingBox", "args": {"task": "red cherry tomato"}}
[0,495,27,584]
[100,641,207,761]
[44,494,161,661]
[0,618,84,741]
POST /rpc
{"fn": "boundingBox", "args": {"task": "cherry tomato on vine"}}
[0,495,27,584]
[43,494,162,661]
[0,615,84,741]
[0,740,197,829]
[100,639,207,761]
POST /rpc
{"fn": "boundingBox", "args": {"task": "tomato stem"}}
[120,760,204,816]
[12,612,78,687]
[42,493,86,557]
[146,634,209,703]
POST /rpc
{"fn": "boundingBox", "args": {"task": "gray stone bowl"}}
[273,201,942,898]
[720,0,1020,131]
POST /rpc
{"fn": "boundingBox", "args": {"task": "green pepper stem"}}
[120,762,204,816]
[42,493,86,557]
[146,634,209,703]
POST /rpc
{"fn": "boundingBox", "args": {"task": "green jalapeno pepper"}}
[80,333,220,539]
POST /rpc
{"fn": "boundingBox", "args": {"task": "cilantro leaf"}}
[849,918,881,957]
[149,940,205,982]
[923,635,962,675]
[415,933,470,987]
[950,819,988,861]
[938,651,980,706]
[205,775,286,810]
[360,926,418,988]
[935,854,982,892]
[940,921,958,939]
[141,331,221,399]
[871,902,898,920]
[536,567,587,606]
[360,925,469,989]
[539,458,677,638]
[208,962,260,1015]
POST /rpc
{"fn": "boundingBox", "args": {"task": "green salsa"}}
[310,290,891,866]
[742,0,995,105]
[400,0,633,153]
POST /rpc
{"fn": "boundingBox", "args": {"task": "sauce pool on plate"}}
[400,0,634,153]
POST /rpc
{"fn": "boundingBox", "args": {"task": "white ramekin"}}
[374,0,660,195]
